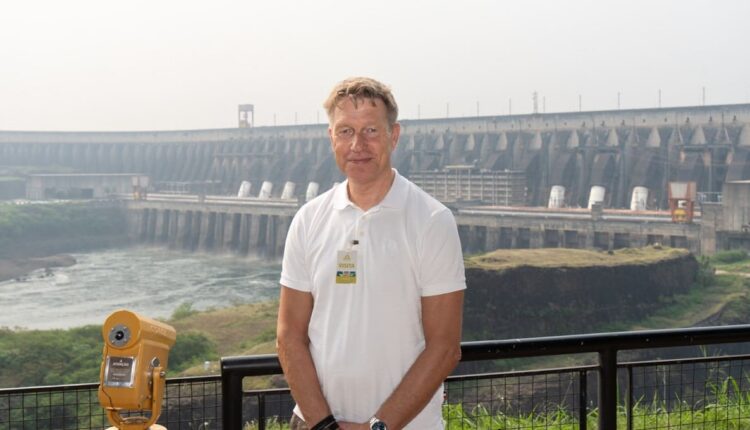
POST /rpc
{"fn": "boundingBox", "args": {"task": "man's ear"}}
[390,123,401,151]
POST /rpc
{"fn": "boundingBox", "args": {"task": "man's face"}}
[329,97,400,187]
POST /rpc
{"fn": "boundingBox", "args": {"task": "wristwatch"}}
[369,416,387,430]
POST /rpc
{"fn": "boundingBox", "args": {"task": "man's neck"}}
[347,170,396,212]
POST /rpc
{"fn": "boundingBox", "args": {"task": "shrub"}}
[712,250,749,264]
[169,331,217,372]
[171,302,198,320]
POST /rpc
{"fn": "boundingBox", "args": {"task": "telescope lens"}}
[108,324,131,347]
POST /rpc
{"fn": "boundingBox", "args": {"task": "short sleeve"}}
[279,212,313,292]
[418,208,467,296]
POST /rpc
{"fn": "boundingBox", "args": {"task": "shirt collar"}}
[333,169,408,211]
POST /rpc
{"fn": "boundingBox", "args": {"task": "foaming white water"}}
[0,247,281,330]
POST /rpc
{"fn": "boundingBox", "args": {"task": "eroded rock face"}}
[463,253,698,340]
[0,254,77,283]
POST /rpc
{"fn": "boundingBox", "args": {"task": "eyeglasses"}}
[334,126,383,142]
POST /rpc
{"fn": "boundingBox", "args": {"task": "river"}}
[0,247,281,330]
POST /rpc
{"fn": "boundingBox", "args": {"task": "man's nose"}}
[350,133,364,152]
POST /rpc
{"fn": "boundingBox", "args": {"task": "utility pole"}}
[617,92,621,110]
[702,86,706,106]
[532,91,539,114]
[578,94,582,112]
[658,89,662,108]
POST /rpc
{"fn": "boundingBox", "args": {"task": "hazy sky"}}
[1,0,748,131]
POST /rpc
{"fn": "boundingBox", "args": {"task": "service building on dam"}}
[2,103,750,257]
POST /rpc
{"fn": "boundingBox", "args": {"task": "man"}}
[277,77,465,430]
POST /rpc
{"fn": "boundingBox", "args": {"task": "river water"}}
[0,247,281,330]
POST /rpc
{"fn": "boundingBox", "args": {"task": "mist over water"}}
[0,247,281,330]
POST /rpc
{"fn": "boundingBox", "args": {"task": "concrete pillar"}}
[275,216,293,257]
[129,209,145,241]
[190,211,202,251]
[176,211,192,250]
[250,215,266,255]
[485,228,501,252]
[266,216,278,258]
[198,212,215,250]
[223,214,240,251]
[154,209,167,243]
[585,231,595,249]
[630,234,648,248]
[239,214,252,255]
[688,237,701,255]
[147,209,158,243]
[213,213,225,251]
[168,210,180,248]
[457,225,470,252]
[475,226,488,254]
[700,203,721,255]
[530,229,543,249]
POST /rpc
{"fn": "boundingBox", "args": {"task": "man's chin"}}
[345,169,377,184]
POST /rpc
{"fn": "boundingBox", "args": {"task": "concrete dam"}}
[3,103,750,255]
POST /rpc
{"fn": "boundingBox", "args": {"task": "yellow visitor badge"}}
[336,250,357,284]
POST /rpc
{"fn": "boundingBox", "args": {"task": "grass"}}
[170,301,278,360]
[171,247,750,378]
[465,246,689,270]
[240,380,750,429]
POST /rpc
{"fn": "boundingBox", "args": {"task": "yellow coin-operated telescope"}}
[98,310,177,430]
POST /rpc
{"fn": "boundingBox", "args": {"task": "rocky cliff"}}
[463,247,698,340]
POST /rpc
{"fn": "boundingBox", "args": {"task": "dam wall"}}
[3,103,750,210]
[126,197,704,257]
[127,198,296,258]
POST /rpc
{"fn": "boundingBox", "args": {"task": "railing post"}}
[578,370,587,430]
[221,366,244,429]
[258,392,266,430]
[626,365,633,430]
[598,348,618,430]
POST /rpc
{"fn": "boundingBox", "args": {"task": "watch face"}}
[370,421,387,430]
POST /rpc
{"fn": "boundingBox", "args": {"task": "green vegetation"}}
[712,250,750,274]
[0,323,217,387]
[7,247,750,428]
[465,246,688,270]
[712,249,749,264]
[0,202,128,257]
[171,301,200,320]
[241,378,750,429]
[5,247,750,388]
[441,382,750,429]
[0,301,279,387]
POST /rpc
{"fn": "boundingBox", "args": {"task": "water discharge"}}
[0,247,281,330]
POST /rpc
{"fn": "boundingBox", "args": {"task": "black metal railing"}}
[4,325,750,429]
[0,375,221,430]
[222,324,750,429]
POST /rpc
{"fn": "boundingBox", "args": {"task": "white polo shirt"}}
[280,171,466,429]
